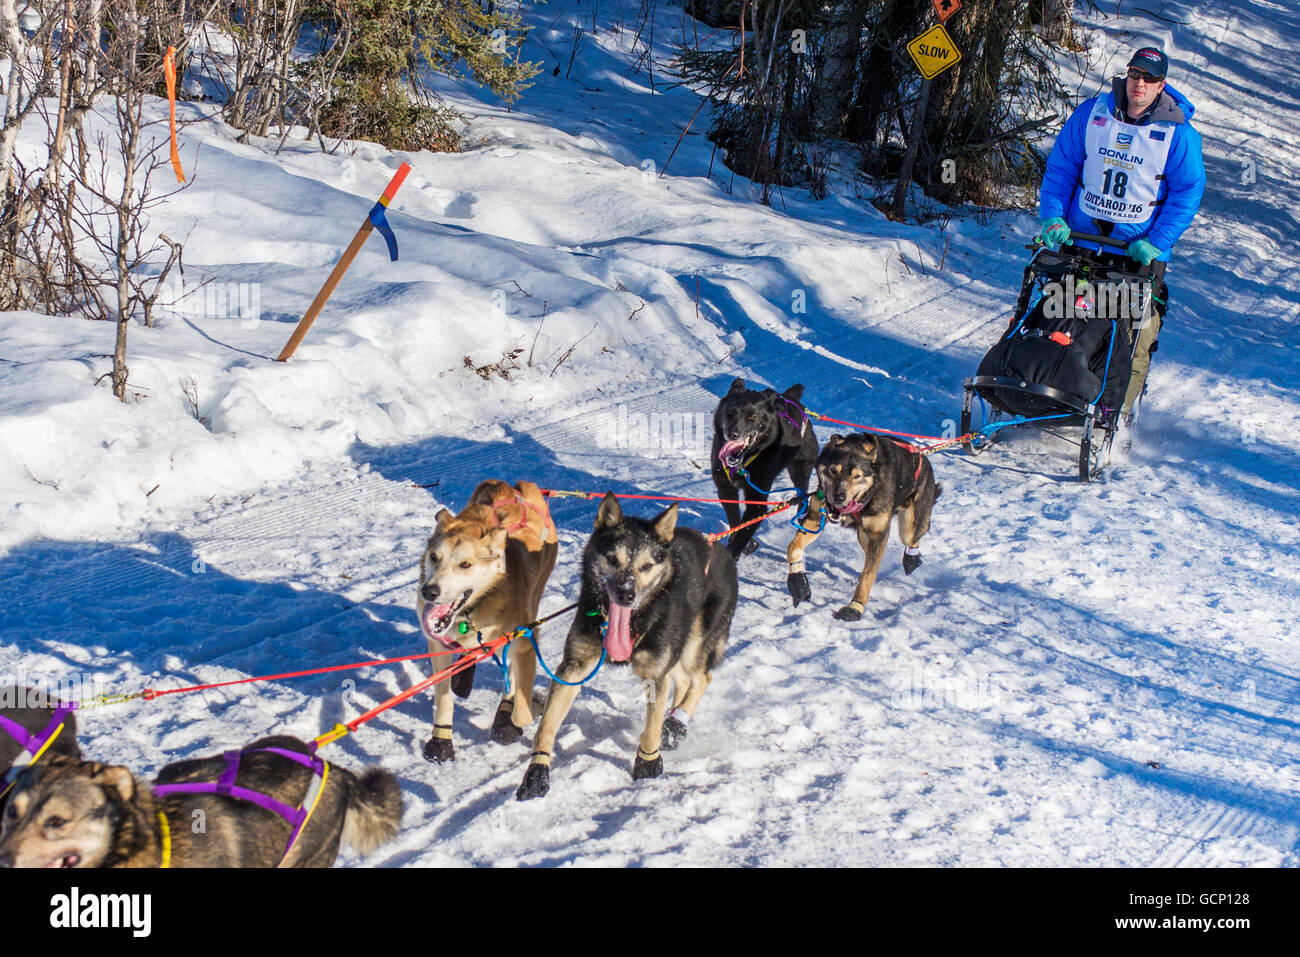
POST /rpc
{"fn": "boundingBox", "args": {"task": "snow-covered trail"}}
[3,0,1299,866]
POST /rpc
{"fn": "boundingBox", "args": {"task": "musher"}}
[1038,46,1206,423]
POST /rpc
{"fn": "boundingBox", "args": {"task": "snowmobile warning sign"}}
[931,0,961,22]
[907,24,961,79]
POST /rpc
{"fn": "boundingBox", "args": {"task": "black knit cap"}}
[1127,47,1168,79]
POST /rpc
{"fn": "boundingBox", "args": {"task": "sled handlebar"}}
[1061,231,1132,253]
[1028,231,1133,254]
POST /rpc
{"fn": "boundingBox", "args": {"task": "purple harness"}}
[152,747,328,865]
[0,703,76,796]
[776,396,808,432]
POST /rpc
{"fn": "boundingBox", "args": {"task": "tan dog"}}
[417,480,558,762]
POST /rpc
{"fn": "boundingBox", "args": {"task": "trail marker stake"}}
[276,162,411,362]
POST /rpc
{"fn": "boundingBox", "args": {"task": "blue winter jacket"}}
[1039,78,1206,262]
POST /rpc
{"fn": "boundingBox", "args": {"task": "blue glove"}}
[1128,238,1162,265]
[1040,217,1070,246]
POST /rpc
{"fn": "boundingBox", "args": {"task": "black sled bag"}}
[975,299,1131,419]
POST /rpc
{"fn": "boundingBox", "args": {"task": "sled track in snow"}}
[199,378,720,594]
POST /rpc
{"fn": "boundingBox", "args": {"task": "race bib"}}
[1078,99,1175,224]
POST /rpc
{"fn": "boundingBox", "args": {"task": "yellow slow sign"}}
[907,24,961,80]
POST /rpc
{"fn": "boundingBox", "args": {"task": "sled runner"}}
[961,232,1165,481]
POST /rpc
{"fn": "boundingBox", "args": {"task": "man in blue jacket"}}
[1039,46,1206,419]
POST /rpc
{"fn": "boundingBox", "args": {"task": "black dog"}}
[786,433,941,620]
[711,379,819,558]
[516,494,738,800]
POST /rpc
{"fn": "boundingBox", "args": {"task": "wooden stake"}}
[276,162,411,362]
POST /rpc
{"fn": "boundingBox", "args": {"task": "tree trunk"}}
[920,0,1016,187]
[812,4,859,138]
[891,77,929,219]
[845,0,926,147]
[0,0,27,181]
[112,11,143,402]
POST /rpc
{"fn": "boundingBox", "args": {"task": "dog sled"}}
[960,231,1165,481]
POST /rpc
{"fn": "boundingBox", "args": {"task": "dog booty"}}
[662,708,689,751]
[903,546,922,576]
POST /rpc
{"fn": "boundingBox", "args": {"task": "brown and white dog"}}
[417,480,558,763]
[786,433,941,620]
[0,738,401,868]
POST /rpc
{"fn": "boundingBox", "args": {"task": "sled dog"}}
[417,480,558,762]
[786,433,941,619]
[0,737,401,868]
[711,379,819,557]
[517,494,738,800]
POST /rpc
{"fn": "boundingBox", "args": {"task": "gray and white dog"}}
[517,494,738,800]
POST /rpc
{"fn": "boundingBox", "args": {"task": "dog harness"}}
[891,438,925,483]
[150,747,330,867]
[490,492,556,535]
[157,810,173,868]
[0,702,76,800]
[775,396,808,432]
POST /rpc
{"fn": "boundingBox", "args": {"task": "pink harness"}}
[892,439,924,481]
[490,493,555,535]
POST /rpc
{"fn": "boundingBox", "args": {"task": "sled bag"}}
[975,298,1131,418]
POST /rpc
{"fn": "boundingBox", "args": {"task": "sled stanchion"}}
[276,162,411,362]
[1080,415,1095,483]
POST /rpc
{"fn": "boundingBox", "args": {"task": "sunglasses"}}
[1126,68,1163,83]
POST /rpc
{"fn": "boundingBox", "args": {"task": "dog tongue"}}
[422,603,457,644]
[603,601,635,662]
[837,500,863,515]
[719,439,746,466]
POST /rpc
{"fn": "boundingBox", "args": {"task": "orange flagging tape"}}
[164,46,184,183]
